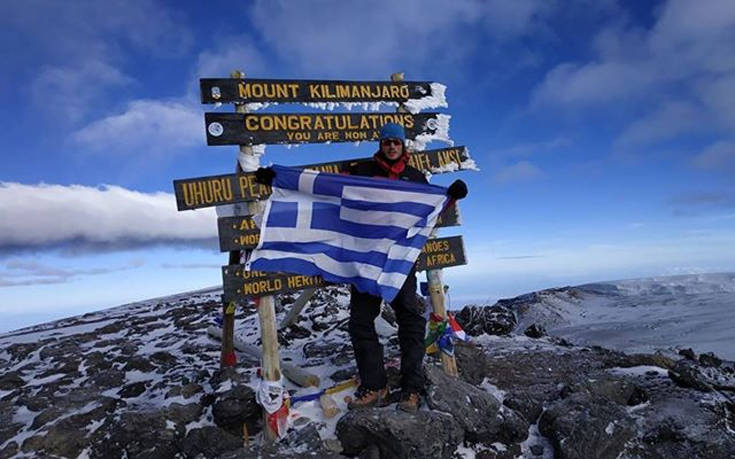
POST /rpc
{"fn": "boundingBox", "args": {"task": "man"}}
[343,123,467,413]
[254,122,467,413]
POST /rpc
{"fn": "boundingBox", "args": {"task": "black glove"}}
[254,167,275,186]
[447,179,468,200]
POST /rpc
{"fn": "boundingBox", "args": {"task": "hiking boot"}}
[397,391,420,413]
[347,387,389,410]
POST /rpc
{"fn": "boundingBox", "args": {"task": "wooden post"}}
[392,72,458,377]
[230,69,282,442]
[279,287,317,329]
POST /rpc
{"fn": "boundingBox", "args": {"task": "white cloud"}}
[32,61,135,123]
[531,0,735,151]
[4,1,192,122]
[692,141,735,171]
[197,41,268,80]
[615,101,701,147]
[493,161,543,184]
[0,182,216,251]
[71,100,204,155]
[250,0,549,74]
[0,259,144,287]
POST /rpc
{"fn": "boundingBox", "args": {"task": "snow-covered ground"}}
[511,272,735,360]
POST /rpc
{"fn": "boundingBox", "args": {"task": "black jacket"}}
[345,154,428,185]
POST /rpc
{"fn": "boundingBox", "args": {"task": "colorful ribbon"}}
[425,313,468,356]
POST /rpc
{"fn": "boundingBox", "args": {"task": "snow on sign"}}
[173,146,475,210]
[222,236,466,300]
[199,78,447,109]
[204,112,450,146]
[217,204,462,252]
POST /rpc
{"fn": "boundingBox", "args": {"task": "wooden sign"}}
[221,236,466,300]
[204,112,448,146]
[173,146,473,211]
[415,235,466,271]
[200,78,443,105]
[217,204,461,252]
[222,266,326,301]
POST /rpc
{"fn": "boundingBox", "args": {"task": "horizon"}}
[2,0,735,332]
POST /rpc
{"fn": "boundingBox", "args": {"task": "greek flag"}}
[246,165,449,302]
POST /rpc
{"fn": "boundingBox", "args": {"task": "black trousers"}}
[348,271,426,393]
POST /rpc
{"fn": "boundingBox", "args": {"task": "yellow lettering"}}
[299,115,312,131]
[336,85,350,99]
[288,83,299,98]
[313,116,325,130]
[238,83,250,99]
[399,85,409,98]
[389,86,400,99]
[287,115,300,131]
[309,85,320,98]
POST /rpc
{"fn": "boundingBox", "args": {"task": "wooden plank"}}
[204,112,447,146]
[200,78,442,105]
[173,146,473,211]
[222,267,327,302]
[217,203,461,252]
[221,236,466,301]
[416,235,467,272]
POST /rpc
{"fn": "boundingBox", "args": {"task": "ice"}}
[403,83,448,114]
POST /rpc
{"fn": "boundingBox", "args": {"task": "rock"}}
[0,371,24,390]
[91,368,125,389]
[212,385,261,436]
[539,392,635,459]
[336,408,463,458]
[679,348,696,360]
[329,367,357,383]
[454,305,517,336]
[31,407,64,430]
[282,323,312,340]
[454,342,489,385]
[524,324,546,338]
[699,352,722,367]
[530,444,544,456]
[164,402,203,427]
[177,426,243,457]
[118,381,147,398]
[668,358,735,392]
[380,304,396,327]
[425,365,528,445]
[167,382,203,399]
[123,356,155,372]
[89,411,177,458]
[0,441,18,458]
[150,351,177,366]
[503,392,543,423]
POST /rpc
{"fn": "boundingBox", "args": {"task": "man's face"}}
[380,138,403,160]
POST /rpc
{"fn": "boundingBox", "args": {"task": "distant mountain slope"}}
[499,273,735,360]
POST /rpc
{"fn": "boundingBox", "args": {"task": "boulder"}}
[425,365,528,445]
[177,426,242,457]
[454,305,517,336]
[212,385,261,436]
[539,392,635,459]
[336,408,463,458]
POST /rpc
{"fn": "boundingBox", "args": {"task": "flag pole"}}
[231,70,282,442]
[392,72,458,377]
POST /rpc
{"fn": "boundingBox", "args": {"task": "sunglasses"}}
[381,139,402,146]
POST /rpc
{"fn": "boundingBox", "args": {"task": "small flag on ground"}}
[246,165,448,302]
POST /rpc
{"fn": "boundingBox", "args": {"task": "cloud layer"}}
[0,182,217,253]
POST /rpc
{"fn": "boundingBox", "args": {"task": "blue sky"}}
[1,0,734,332]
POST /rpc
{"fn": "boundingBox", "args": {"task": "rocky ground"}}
[1,282,734,458]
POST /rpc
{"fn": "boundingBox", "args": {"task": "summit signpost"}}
[174,72,477,442]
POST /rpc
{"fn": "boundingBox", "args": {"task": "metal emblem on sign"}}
[208,122,224,137]
[426,118,438,130]
[211,86,221,100]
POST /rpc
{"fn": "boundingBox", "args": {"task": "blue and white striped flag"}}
[246,165,449,302]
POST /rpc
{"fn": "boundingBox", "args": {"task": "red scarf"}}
[373,150,410,180]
